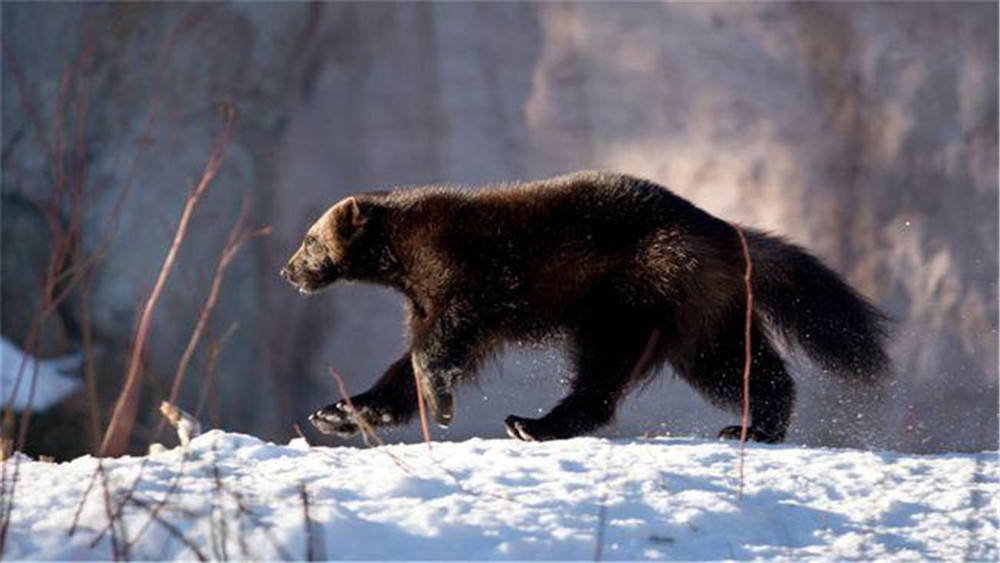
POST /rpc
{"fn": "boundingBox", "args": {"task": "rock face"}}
[2,3,995,454]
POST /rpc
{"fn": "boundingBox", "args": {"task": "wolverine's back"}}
[388,171,744,330]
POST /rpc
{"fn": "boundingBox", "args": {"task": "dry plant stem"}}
[327,366,526,506]
[154,200,270,442]
[593,495,608,562]
[217,484,291,560]
[100,105,238,458]
[211,439,228,561]
[235,505,250,560]
[120,447,191,551]
[0,455,22,550]
[327,367,415,474]
[68,465,101,536]
[97,460,127,561]
[1,36,97,555]
[734,225,754,501]
[327,367,379,447]
[102,402,194,549]
[88,457,150,548]
[80,272,103,451]
[2,17,195,553]
[411,367,434,449]
[300,484,314,562]
[127,497,207,562]
[111,401,197,548]
[194,323,239,422]
[91,463,136,557]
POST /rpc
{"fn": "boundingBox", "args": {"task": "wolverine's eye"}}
[306,237,323,257]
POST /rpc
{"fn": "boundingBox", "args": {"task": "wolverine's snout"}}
[281,248,339,295]
[280,251,312,293]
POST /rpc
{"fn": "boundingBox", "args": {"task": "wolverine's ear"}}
[333,197,366,239]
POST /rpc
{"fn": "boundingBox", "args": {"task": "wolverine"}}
[281,171,889,443]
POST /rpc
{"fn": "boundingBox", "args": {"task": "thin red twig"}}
[734,225,754,501]
[326,365,524,506]
[326,367,415,474]
[411,367,433,450]
[67,465,101,537]
[300,483,314,562]
[210,439,228,561]
[100,104,238,457]
[117,448,190,551]
[0,31,100,554]
[216,483,291,560]
[194,323,239,423]
[96,460,127,561]
[1,12,208,555]
[154,197,270,442]
[127,497,207,562]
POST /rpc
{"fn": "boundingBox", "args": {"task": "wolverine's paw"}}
[504,415,560,442]
[308,401,360,437]
[504,415,536,441]
[717,425,783,443]
[419,382,455,429]
[431,391,454,429]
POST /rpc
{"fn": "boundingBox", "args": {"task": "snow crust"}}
[5,430,997,560]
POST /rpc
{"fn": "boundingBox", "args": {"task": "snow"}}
[4,430,997,560]
[1,337,82,412]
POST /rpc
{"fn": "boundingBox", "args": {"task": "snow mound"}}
[5,431,997,560]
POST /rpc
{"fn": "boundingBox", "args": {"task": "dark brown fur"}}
[282,171,890,442]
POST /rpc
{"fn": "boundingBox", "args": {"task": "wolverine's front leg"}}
[411,308,486,429]
[309,353,418,437]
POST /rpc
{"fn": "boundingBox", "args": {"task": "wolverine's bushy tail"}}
[746,230,891,379]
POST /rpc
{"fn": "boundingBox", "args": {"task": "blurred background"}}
[2,2,996,459]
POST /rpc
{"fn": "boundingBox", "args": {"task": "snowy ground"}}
[4,430,997,560]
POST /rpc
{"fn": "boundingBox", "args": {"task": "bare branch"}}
[326,367,415,474]
[97,460,127,561]
[194,323,238,424]
[593,494,608,562]
[127,497,207,562]
[211,439,228,561]
[300,483,314,562]
[100,104,238,457]
[154,197,269,443]
[410,365,434,450]
[67,464,100,536]
[733,224,754,501]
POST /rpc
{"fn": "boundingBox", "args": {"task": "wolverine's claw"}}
[308,401,360,437]
[418,373,455,428]
[504,415,539,441]
[432,391,454,428]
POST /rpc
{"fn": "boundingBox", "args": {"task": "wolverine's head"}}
[281,196,375,294]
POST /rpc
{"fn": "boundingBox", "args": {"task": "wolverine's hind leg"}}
[505,317,662,441]
[678,320,794,443]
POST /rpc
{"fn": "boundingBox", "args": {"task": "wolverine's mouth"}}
[281,258,339,295]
